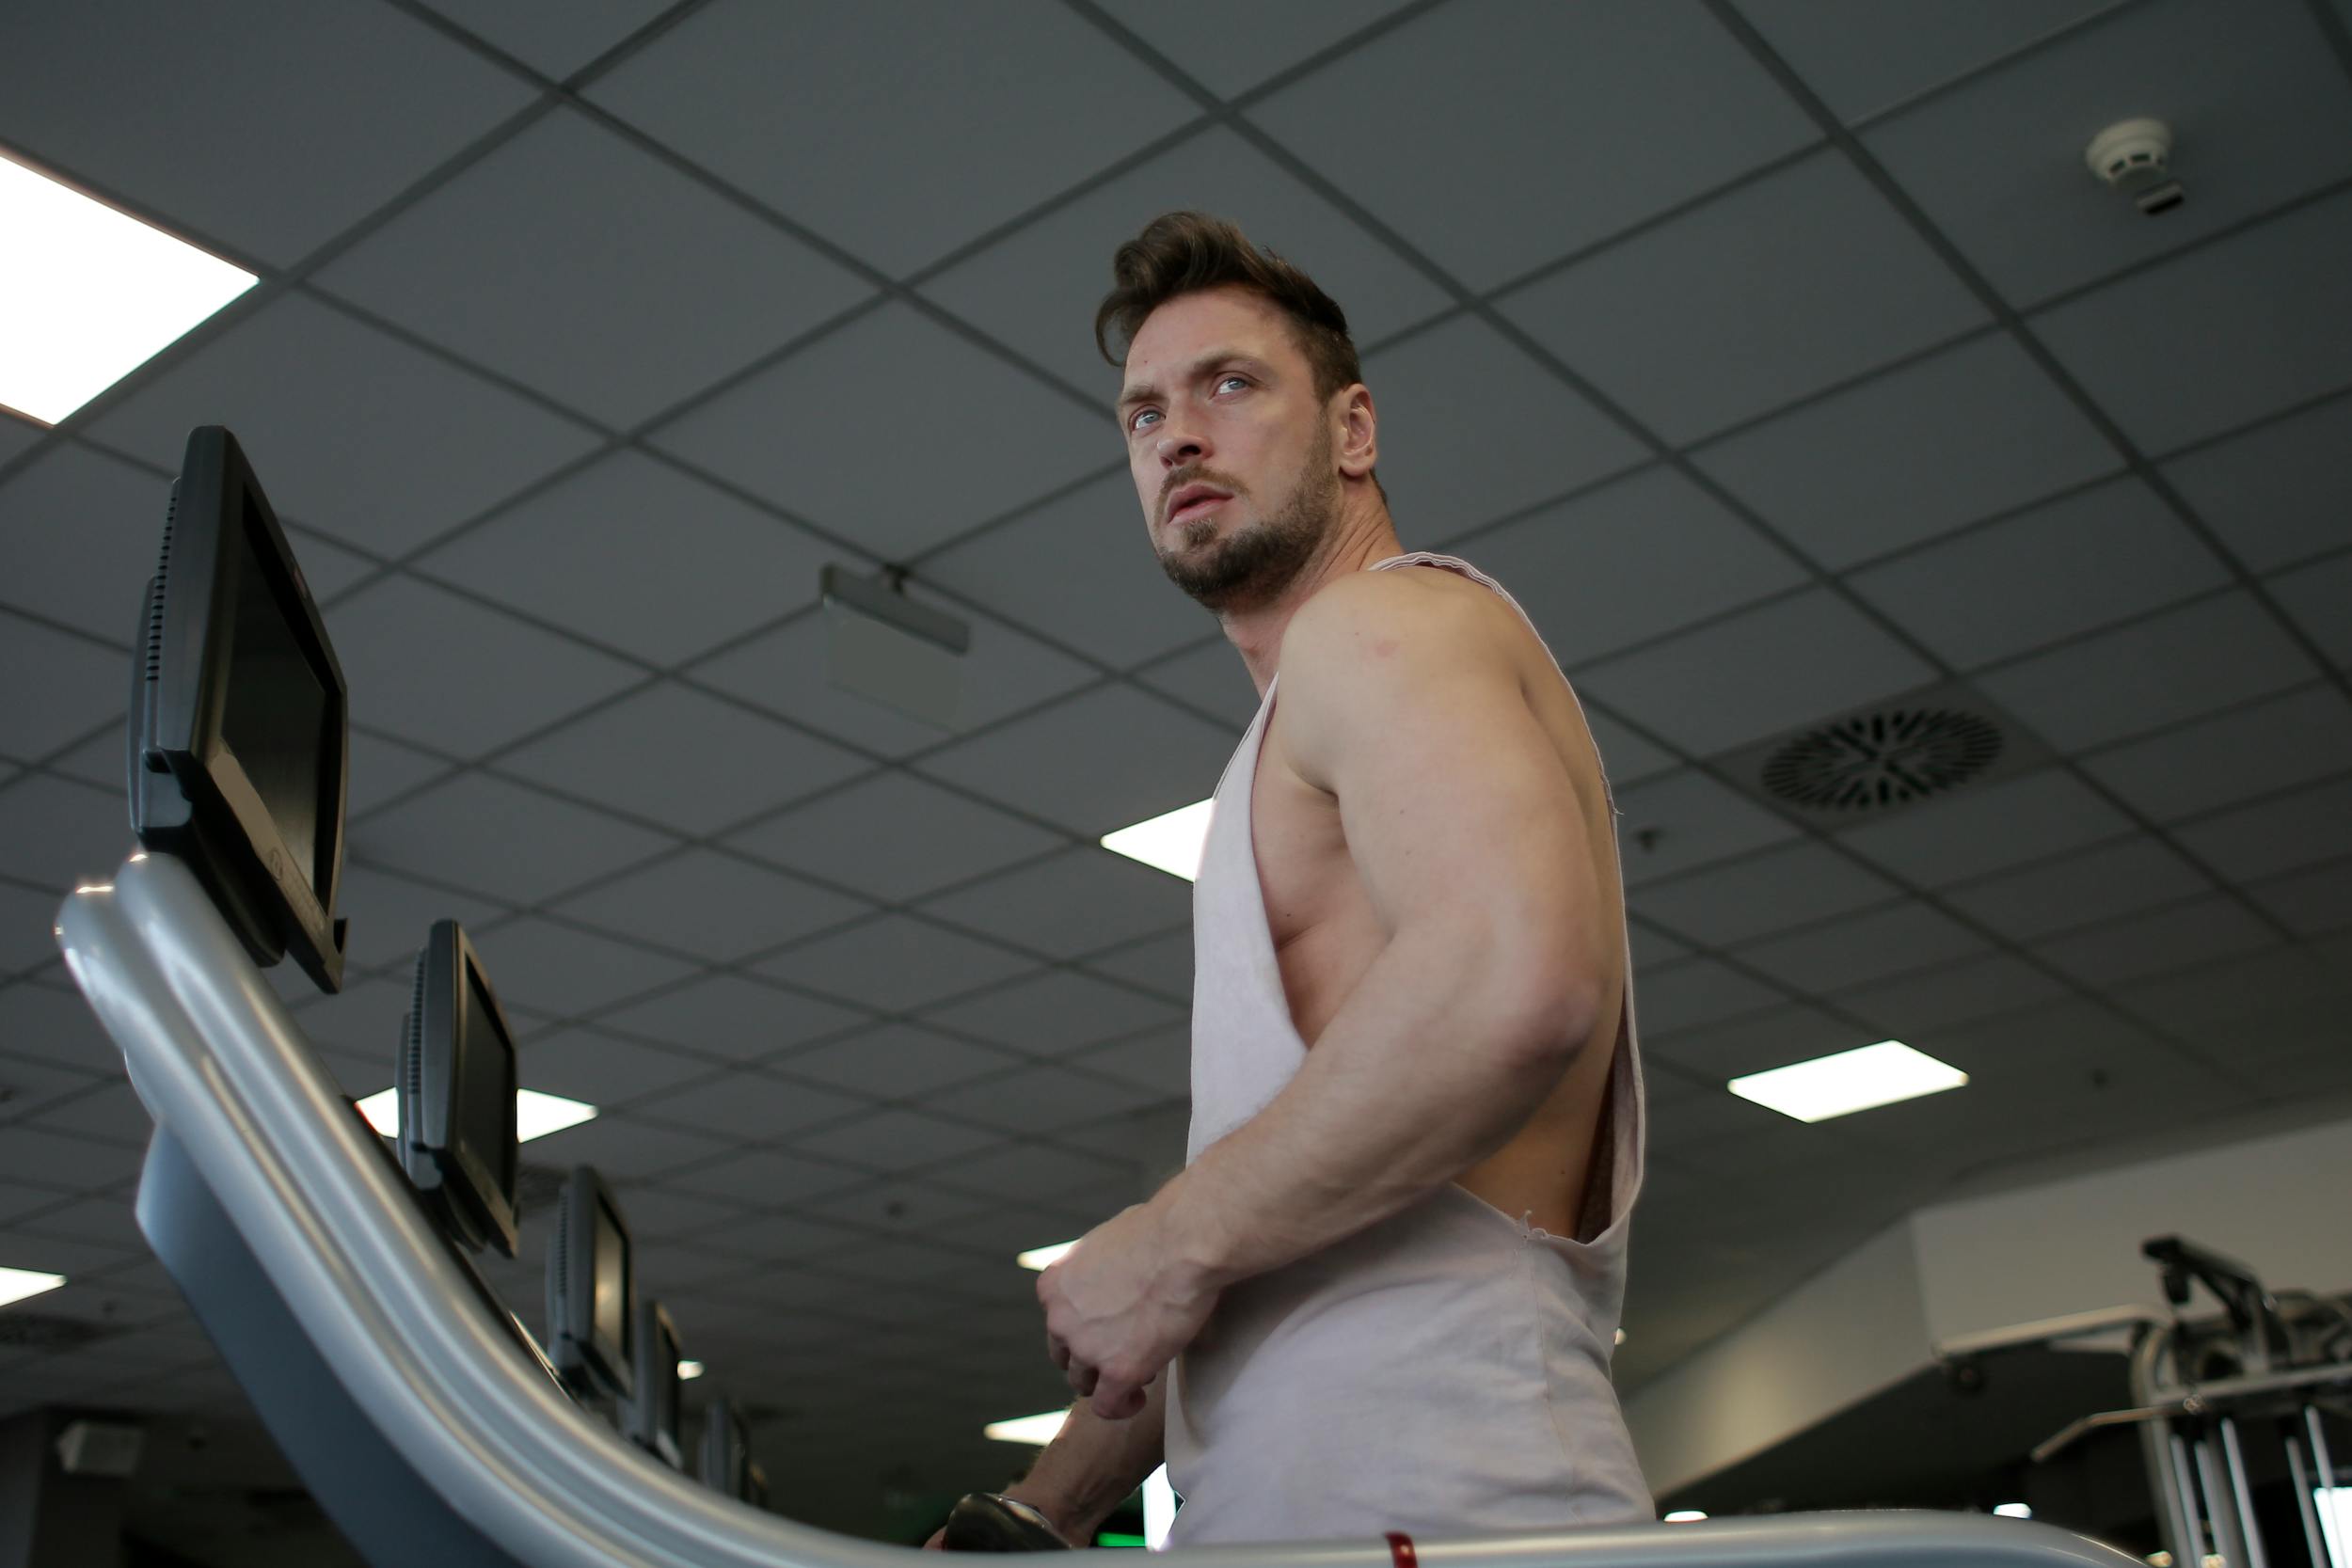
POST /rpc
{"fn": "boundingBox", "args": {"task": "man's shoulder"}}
[1279,562,1506,670]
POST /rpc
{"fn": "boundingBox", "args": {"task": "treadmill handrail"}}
[59,853,2147,1568]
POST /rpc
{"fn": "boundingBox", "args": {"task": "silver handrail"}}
[58,851,2149,1568]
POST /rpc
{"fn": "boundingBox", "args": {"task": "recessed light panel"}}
[1728,1040,1966,1123]
[356,1086,598,1143]
[1101,799,1214,881]
[0,1266,68,1308]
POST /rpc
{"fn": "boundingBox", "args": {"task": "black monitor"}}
[621,1300,684,1469]
[698,1397,762,1506]
[129,425,350,993]
[547,1166,633,1402]
[395,921,520,1259]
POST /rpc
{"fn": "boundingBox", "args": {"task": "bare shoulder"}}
[1278,565,1515,675]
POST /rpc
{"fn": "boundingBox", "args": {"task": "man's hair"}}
[1095,211,1365,405]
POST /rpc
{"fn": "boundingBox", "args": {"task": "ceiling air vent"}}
[1710,682,2051,823]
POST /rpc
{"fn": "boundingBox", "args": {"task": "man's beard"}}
[1156,432,1342,613]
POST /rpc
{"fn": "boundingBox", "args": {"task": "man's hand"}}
[1039,1200,1219,1418]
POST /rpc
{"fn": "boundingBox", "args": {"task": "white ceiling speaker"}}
[2085,117,2184,215]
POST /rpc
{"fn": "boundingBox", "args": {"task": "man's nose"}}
[1155,419,1206,467]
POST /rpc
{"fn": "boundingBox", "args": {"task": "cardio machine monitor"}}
[548,1165,634,1402]
[128,425,350,993]
[622,1299,685,1469]
[396,920,521,1259]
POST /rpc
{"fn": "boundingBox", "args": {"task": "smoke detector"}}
[2086,118,2183,215]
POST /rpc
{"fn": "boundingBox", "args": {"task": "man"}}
[1008,213,1649,1545]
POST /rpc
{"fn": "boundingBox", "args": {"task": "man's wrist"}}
[1152,1164,1240,1294]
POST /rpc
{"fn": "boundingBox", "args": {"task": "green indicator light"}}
[1094,1532,1148,1547]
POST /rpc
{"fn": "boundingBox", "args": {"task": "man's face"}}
[1116,285,1343,613]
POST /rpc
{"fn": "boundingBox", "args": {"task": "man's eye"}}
[1131,409,1160,432]
[1217,375,1248,393]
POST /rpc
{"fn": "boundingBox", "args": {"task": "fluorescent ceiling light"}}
[984,1409,1070,1446]
[354,1088,598,1143]
[0,1266,69,1308]
[677,1360,705,1381]
[1613,1328,1626,1346]
[1728,1040,1966,1123]
[2319,1487,2348,1568]
[1101,799,1214,882]
[1018,1240,1078,1272]
[1994,1503,2032,1520]
[1664,1511,1708,1524]
[0,153,257,424]
[1143,1466,1176,1550]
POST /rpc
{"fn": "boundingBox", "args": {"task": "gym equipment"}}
[547,1166,636,1403]
[397,919,523,1259]
[621,1301,686,1469]
[941,1493,1071,1551]
[58,424,2156,1566]
[1937,1237,2352,1568]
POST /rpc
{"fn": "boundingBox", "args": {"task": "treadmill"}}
[53,426,2145,1568]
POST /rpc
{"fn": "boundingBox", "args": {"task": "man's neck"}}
[1221,492,1404,696]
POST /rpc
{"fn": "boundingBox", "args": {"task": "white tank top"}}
[1161,552,1653,1545]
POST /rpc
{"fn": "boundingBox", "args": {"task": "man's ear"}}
[1337,384,1378,480]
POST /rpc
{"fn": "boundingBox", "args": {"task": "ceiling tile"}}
[324,575,643,758]
[549,849,870,964]
[29,1083,150,1147]
[689,599,1098,759]
[347,730,456,817]
[772,1022,1025,1101]
[1629,841,1903,949]
[412,0,675,79]
[2169,775,2352,884]
[2247,859,2352,939]
[0,1052,114,1126]
[0,1125,142,1190]
[919,471,1218,671]
[727,771,1066,905]
[0,415,43,466]
[0,774,134,893]
[2161,393,2352,573]
[1834,768,2134,887]
[1575,588,1941,757]
[650,295,1122,565]
[1611,769,1804,888]
[412,451,840,668]
[333,863,507,974]
[1096,0,1421,98]
[1246,0,1816,291]
[918,1064,1157,1138]
[2109,945,2347,1036]
[1692,333,2119,570]
[1465,467,1810,669]
[2267,553,2352,668]
[1831,951,2074,1034]
[597,973,867,1065]
[803,1178,996,1238]
[588,1,1198,277]
[282,975,412,1063]
[500,681,866,835]
[89,293,600,558]
[920,122,1451,397]
[1976,592,2317,752]
[2033,188,2352,453]
[1647,1004,1883,1085]
[1729,899,1988,995]
[0,442,175,635]
[1581,705,1681,788]
[519,1026,713,1105]
[918,969,1181,1058]
[2078,684,2352,824]
[656,1147,869,1205]
[465,914,698,1016]
[1081,927,1191,1003]
[1731,0,2124,123]
[1499,150,1990,445]
[1359,314,1648,541]
[914,684,1236,838]
[0,618,121,768]
[1847,478,2232,669]
[1629,922,1696,976]
[754,917,1038,1014]
[790,1108,1001,1174]
[917,847,1192,959]
[934,1141,1129,1207]
[1633,958,1790,1037]
[1940,834,2214,942]
[629,1069,870,1143]
[2036,895,2284,989]
[520,1110,734,1180]
[1066,1024,1190,1100]
[0,0,534,265]
[1133,639,1256,728]
[1862,0,2352,308]
[351,773,674,905]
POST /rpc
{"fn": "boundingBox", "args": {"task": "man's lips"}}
[1168,494,1228,525]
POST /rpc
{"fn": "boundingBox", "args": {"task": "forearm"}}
[1160,922,1587,1290]
[1009,1376,1168,1540]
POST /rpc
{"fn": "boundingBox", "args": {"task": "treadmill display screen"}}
[218,495,329,897]
[459,967,516,1201]
[594,1197,628,1363]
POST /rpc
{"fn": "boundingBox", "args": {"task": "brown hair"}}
[1095,211,1366,406]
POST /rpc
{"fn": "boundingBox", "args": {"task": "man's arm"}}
[1036,570,1615,1417]
[1159,570,1612,1290]
[1006,1378,1168,1542]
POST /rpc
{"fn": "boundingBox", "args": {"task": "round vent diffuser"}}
[1761,707,2003,814]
